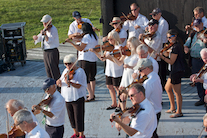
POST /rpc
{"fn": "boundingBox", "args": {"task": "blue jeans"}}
[192,58,205,102]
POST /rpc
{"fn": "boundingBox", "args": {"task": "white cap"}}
[40,14,52,23]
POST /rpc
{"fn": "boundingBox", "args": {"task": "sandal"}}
[86,95,95,98]
[170,113,183,118]
[106,105,116,110]
[85,97,95,102]
[165,109,176,114]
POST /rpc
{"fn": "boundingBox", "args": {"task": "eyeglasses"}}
[128,92,139,98]
[152,14,157,17]
[167,35,175,39]
[112,23,118,25]
[65,63,72,66]
[16,121,23,126]
[131,8,137,12]
[139,67,147,72]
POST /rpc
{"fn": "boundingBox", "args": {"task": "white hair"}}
[63,54,76,64]
[5,99,24,110]
[136,44,148,53]
[13,109,33,124]
[200,48,207,57]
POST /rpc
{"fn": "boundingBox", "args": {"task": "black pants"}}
[45,124,64,138]
[158,59,167,90]
[66,97,85,132]
[43,48,61,80]
[152,112,161,138]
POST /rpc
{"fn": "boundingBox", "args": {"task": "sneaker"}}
[194,101,205,106]
[71,133,79,138]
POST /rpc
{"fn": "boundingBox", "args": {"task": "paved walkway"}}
[0,44,206,138]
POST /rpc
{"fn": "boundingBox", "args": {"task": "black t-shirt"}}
[170,41,185,74]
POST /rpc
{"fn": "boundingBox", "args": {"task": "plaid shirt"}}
[184,32,206,58]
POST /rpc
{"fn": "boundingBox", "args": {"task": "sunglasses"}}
[167,35,175,39]
[139,67,147,72]
[65,63,72,66]
[16,121,23,126]
[152,14,157,17]
[131,8,137,12]
[128,92,139,98]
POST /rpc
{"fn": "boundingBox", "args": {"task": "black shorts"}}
[169,71,183,84]
[105,76,122,87]
[78,60,97,83]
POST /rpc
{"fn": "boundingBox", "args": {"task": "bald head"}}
[6,99,24,116]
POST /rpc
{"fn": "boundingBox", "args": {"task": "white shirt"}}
[26,124,50,138]
[44,91,65,127]
[144,32,162,60]
[68,18,94,36]
[130,98,157,138]
[112,28,127,46]
[202,16,207,28]
[142,71,163,114]
[60,68,87,102]
[78,34,98,62]
[105,45,124,77]
[123,13,149,39]
[35,25,59,50]
[158,16,169,43]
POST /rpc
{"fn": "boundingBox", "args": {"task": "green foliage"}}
[0,0,101,49]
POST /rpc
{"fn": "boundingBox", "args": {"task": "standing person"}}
[32,78,65,138]
[123,3,149,39]
[185,7,207,31]
[56,54,87,138]
[68,11,96,41]
[66,23,98,102]
[13,109,50,138]
[150,8,169,88]
[110,83,157,138]
[134,58,162,137]
[184,18,207,106]
[89,31,123,110]
[107,37,139,111]
[191,48,207,112]
[33,14,60,81]
[103,17,127,46]
[159,29,185,118]
[203,113,207,135]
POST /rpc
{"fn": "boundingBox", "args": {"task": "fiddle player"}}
[32,78,65,138]
[13,109,49,138]
[122,3,149,39]
[184,18,207,106]
[66,23,98,102]
[132,44,159,80]
[185,7,207,31]
[110,83,157,138]
[150,8,169,89]
[56,54,87,138]
[103,17,127,46]
[191,48,207,112]
[68,11,95,41]
[133,58,162,138]
[33,14,61,81]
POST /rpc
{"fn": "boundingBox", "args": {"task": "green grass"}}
[0,0,101,49]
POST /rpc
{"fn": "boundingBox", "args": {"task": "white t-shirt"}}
[202,16,207,28]
[44,91,65,127]
[129,98,157,138]
[68,18,94,36]
[105,45,124,77]
[123,13,149,39]
[78,34,98,62]
[142,71,163,114]
[158,16,169,43]
[60,67,87,102]
[26,124,50,138]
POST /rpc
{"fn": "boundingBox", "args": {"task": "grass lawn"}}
[0,0,101,49]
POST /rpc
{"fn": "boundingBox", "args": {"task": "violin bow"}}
[198,126,204,138]
[98,32,103,57]
[122,12,129,20]
[6,108,9,138]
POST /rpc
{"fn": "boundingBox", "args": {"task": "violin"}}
[110,103,143,122]
[115,28,121,33]
[185,21,194,34]
[0,124,25,138]
[64,69,75,87]
[78,21,85,29]
[63,33,85,44]
[190,64,207,87]
[32,94,53,113]
[126,75,148,89]
[197,28,207,40]
[84,42,114,52]
[42,19,52,35]
[110,46,131,59]
[120,12,136,22]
